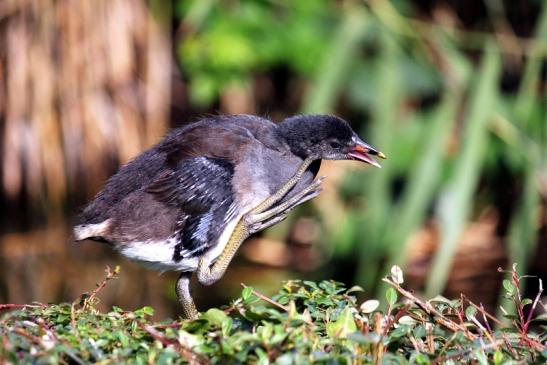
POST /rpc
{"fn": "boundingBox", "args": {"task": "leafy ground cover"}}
[1,266,545,364]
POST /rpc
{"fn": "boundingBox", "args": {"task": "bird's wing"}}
[158,123,257,166]
[146,156,239,261]
[147,122,264,260]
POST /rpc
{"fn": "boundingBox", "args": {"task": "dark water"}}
[0,221,301,319]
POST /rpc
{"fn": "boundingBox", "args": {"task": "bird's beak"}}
[347,137,386,168]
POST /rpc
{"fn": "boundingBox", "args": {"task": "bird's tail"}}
[73,219,111,241]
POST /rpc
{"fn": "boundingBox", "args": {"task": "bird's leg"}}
[196,217,250,286]
[176,272,198,320]
[196,157,318,286]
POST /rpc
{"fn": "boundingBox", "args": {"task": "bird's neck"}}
[275,120,313,159]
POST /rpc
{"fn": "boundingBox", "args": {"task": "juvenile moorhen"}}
[74,114,385,319]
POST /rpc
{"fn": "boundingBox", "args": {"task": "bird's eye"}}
[330,141,342,149]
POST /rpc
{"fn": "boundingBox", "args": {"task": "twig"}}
[408,336,422,353]
[240,283,289,312]
[383,278,476,340]
[432,340,504,364]
[524,278,543,332]
[479,303,497,349]
[240,283,315,326]
[81,266,119,310]
[140,323,207,365]
[35,318,85,365]
[0,303,46,311]
[426,323,435,354]
[461,295,506,328]
[13,327,42,344]
[500,332,519,359]
[436,332,459,358]
[152,321,184,329]
[469,316,496,348]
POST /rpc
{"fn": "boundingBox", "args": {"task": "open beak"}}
[347,137,386,168]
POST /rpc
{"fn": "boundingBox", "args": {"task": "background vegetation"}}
[0,0,545,334]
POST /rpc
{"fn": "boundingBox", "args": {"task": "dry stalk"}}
[1,0,172,203]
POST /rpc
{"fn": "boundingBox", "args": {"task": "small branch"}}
[34,318,85,365]
[500,332,519,359]
[141,323,208,365]
[152,321,184,329]
[240,283,315,326]
[240,283,289,312]
[436,332,459,358]
[524,278,543,332]
[13,327,42,344]
[461,295,505,328]
[383,278,476,340]
[409,336,422,353]
[81,266,119,310]
[432,340,504,364]
[0,303,45,311]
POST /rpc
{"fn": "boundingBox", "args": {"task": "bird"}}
[73,114,385,319]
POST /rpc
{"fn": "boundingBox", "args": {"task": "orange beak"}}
[347,138,386,168]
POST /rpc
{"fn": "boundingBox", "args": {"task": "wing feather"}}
[147,157,238,261]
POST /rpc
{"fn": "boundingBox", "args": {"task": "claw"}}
[303,188,322,200]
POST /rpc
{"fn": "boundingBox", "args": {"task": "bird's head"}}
[277,114,386,167]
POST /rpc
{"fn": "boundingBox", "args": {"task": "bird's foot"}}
[247,176,324,230]
[196,257,220,286]
[249,213,288,234]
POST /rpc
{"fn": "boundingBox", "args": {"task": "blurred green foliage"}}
[176,0,546,304]
[177,0,339,105]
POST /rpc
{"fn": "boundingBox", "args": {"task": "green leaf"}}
[326,307,357,338]
[473,349,488,365]
[242,286,253,301]
[203,308,229,327]
[465,306,477,319]
[502,280,514,295]
[386,288,398,306]
[493,350,503,365]
[414,353,430,364]
[398,315,416,326]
